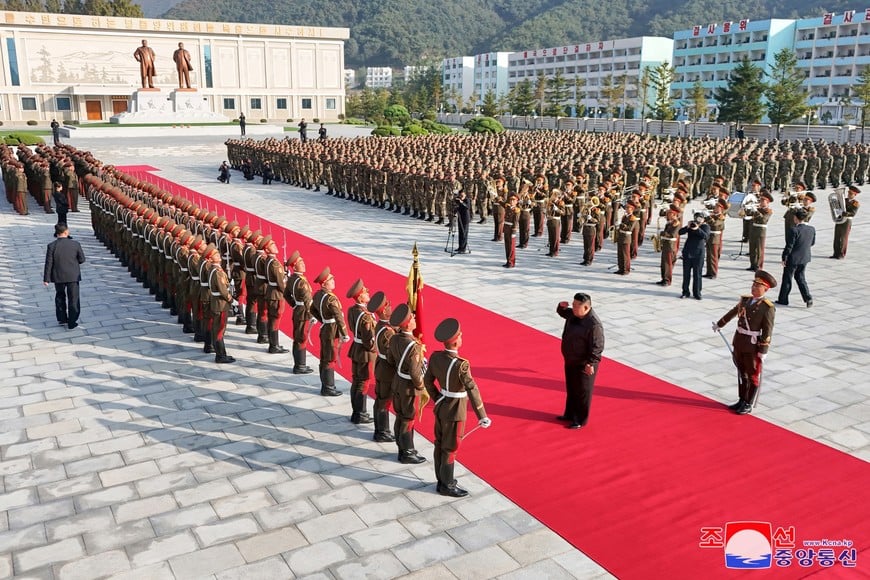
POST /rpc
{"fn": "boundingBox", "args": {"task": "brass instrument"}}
[579,195,600,225]
[829,187,847,224]
[738,193,759,218]
[782,190,804,210]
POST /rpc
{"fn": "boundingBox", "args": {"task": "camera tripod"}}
[444,210,471,257]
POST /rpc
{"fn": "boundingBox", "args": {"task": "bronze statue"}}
[173,42,194,89]
[133,39,156,89]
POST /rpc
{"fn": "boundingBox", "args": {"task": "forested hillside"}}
[161,0,859,68]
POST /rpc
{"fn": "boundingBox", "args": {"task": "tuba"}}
[829,187,847,224]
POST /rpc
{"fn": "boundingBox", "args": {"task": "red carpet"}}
[119,167,870,579]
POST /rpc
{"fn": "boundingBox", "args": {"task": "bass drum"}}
[726,191,747,218]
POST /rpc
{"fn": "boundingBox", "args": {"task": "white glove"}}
[758,353,767,362]
[341,335,351,343]
[479,417,492,429]
[309,317,318,326]
[712,322,720,333]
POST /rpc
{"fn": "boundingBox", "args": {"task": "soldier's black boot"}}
[350,391,373,424]
[235,304,245,326]
[203,331,214,354]
[373,409,395,442]
[437,463,468,497]
[193,319,205,343]
[244,309,257,334]
[425,213,433,222]
[215,340,236,364]
[268,331,289,354]
[292,347,314,374]
[397,432,426,464]
[727,399,744,410]
[394,206,403,214]
[256,320,268,344]
[410,210,418,218]
[182,313,194,334]
[435,217,444,225]
[384,202,391,211]
[169,295,178,316]
[737,388,758,415]
[320,368,342,397]
[403,208,411,215]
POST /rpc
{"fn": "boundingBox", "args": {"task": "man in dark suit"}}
[679,212,711,300]
[43,224,86,329]
[777,208,815,307]
[52,181,69,225]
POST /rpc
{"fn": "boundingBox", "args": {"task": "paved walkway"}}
[1,130,867,579]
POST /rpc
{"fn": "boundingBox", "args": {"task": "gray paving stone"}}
[113,494,178,524]
[391,534,465,572]
[399,505,468,539]
[310,483,373,514]
[8,499,76,530]
[39,473,103,502]
[345,521,414,556]
[134,470,198,498]
[333,551,410,580]
[22,398,75,416]
[268,475,328,503]
[65,453,125,478]
[297,508,367,544]
[169,544,246,578]
[496,558,577,580]
[0,456,32,477]
[55,549,131,580]
[3,438,57,459]
[74,483,138,512]
[99,461,160,488]
[127,530,200,567]
[254,498,319,531]
[105,562,175,580]
[83,519,155,553]
[215,556,294,580]
[149,503,220,536]
[0,554,11,579]
[284,539,356,576]
[14,538,84,573]
[235,527,308,563]
[213,488,276,518]
[0,488,38,512]
[190,459,250,483]
[498,528,574,565]
[174,478,236,507]
[4,465,67,492]
[0,524,48,553]
[446,515,520,552]
[193,515,260,547]
[45,508,115,542]
[229,467,290,492]
[443,545,520,579]
[400,564,458,579]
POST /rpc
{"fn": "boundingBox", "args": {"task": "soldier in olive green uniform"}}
[832,185,860,259]
[206,245,236,364]
[387,303,426,464]
[284,251,314,374]
[311,267,348,396]
[368,292,396,442]
[346,278,376,424]
[423,318,490,497]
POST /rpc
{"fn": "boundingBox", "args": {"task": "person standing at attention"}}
[556,293,605,429]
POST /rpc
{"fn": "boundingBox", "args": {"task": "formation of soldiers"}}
[225,130,861,280]
[2,143,80,216]
[46,145,491,496]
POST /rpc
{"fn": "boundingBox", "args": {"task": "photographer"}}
[679,211,710,300]
[453,184,471,254]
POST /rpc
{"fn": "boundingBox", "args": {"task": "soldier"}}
[502,194,519,268]
[490,176,507,242]
[369,291,396,442]
[252,235,272,345]
[531,174,548,237]
[580,202,600,266]
[545,190,564,257]
[747,191,774,271]
[206,244,236,364]
[387,303,426,464]
[704,198,727,279]
[264,238,289,354]
[311,267,348,396]
[656,208,680,286]
[713,270,777,415]
[831,185,860,259]
[614,200,636,275]
[423,318,490,497]
[284,251,314,374]
[346,278,376,424]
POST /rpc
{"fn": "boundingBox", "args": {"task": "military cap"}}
[760,192,774,203]
[754,270,777,289]
[203,243,220,260]
[179,231,193,245]
[224,221,240,234]
[238,225,251,239]
[848,185,861,194]
[508,193,518,201]
[313,267,333,285]
[389,302,412,327]
[191,235,206,250]
[367,291,388,314]
[794,181,807,190]
[803,192,817,202]
[249,230,263,245]
[346,278,366,299]
[434,318,461,344]
[257,235,272,251]
[717,199,729,210]
[285,250,301,268]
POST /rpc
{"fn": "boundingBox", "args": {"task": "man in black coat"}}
[679,212,711,300]
[43,223,86,329]
[556,293,605,429]
[777,208,816,307]
[52,181,69,225]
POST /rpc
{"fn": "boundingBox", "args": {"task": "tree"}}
[44,0,62,11]
[599,75,623,118]
[764,48,809,124]
[637,66,652,119]
[573,75,586,117]
[715,57,765,124]
[649,61,676,121]
[481,89,499,117]
[853,66,870,141]
[509,79,536,116]
[534,73,547,116]
[543,71,570,117]
[685,80,708,121]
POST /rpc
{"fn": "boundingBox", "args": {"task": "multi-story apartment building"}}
[795,9,870,124]
[471,52,511,109]
[671,18,796,121]
[507,37,673,118]
[365,66,392,89]
[344,69,356,89]
[441,56,474,112]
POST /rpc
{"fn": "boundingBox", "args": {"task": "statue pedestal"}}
[111,88,226,124]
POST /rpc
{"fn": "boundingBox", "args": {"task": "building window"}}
[223,97,235,110]
[55,97,72,112]
[21,97,37,111]
[325,98,336,110]
[203,44,213,88]
[250,98,262,110]
[301,98,312,109]
[276,98,287,110]
[6,38,20,86]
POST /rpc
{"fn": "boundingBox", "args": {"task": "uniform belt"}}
[244,267,254,272]
[662,237,677,241]
[438,390,467,399]
[256,275,266,279]
[200,282,209,287]
[752,224,767,228]
[180,267,188,272]
[377,354,387,360]
[397,370,412,379]
[233,262,242,266]
[710,231,722,235]
[211,291,221,297]
[322,318,335,324]
[191,276,200,281]
[268,282,278,286]
[293,303,305,308]
[353,337,363,344]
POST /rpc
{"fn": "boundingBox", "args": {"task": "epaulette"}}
[763,298,774,307]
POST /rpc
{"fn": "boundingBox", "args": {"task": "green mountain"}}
[161,0,858,69]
